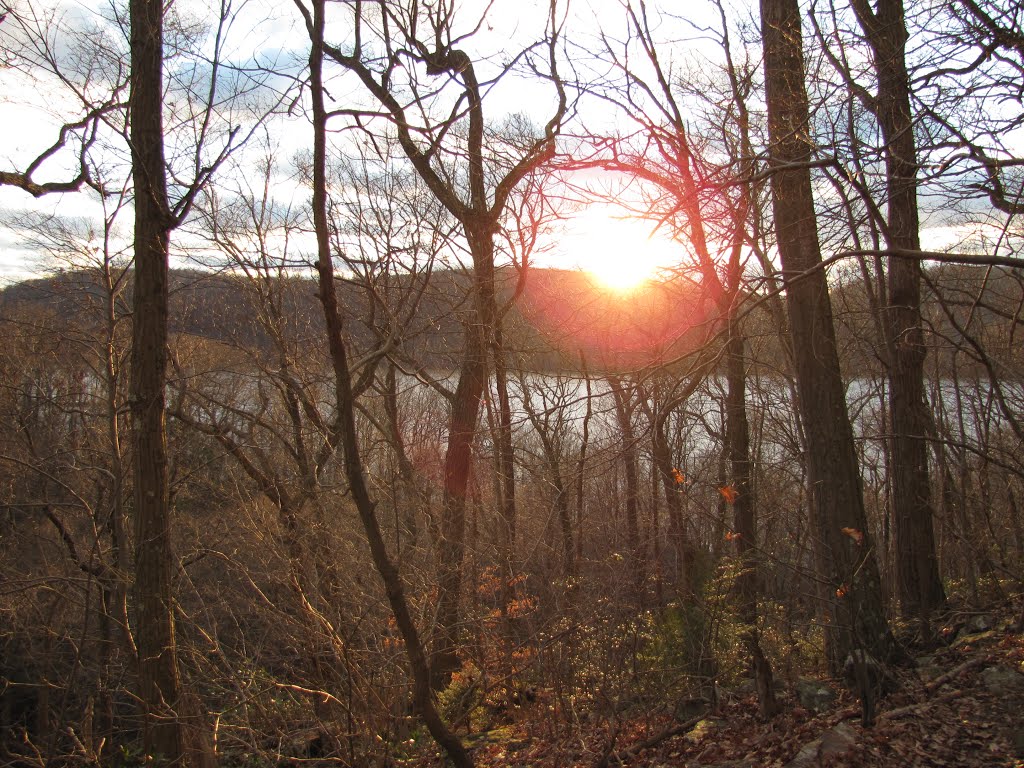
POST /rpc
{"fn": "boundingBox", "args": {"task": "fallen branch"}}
[880,689,966,721]
[832,655,986,726]
[595,716,702,767]
[925,656,988,693]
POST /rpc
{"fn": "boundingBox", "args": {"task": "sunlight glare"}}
[564,207,679,292]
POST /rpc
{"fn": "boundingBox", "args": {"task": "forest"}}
[1,0,1023,766]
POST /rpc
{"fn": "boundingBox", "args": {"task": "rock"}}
[968,614,995,633]
[1013,726,1024,757]
[786,738,822,768]
[732,678,757,697]
[674,695,710,721]
[795,678,837,713]
[730,677,785,698]
[819,722,857,758]
[980,664,1024,695]
[785,723,856,768]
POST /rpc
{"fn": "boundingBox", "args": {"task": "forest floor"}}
[400,603,1024,768]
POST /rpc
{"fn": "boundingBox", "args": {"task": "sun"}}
[563,207,679,292]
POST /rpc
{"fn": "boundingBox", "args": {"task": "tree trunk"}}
[128,0,188,761]
[850,0,947,619]
[433,304,487,687]
[490,318,518,638]
[760,0,897,673]
[383,363,421,548]
[574,369,593,567]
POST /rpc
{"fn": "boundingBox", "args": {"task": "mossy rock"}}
[685,718,723,743]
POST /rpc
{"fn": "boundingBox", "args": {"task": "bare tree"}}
[0,194,135,762]
[759,0,897,695]
[307,0,569,687]
[842,0,948,620]
[128,0,264,759]
[293,0,475,762]
[576,0,779,717]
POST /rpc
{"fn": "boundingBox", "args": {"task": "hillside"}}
[0,265,720,372]
[451,605,1024,768]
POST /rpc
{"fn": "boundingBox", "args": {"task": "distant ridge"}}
[0,266,719,373]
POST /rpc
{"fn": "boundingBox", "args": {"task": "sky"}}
[1,0,1017,288]
[0,0,637,282]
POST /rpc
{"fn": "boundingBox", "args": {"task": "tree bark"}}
[128,0,189,761]
[433,299,487,686]
[650,403,687,591]
[760,0,897,673]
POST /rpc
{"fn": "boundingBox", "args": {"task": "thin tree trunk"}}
[608,375,644,598]
[725,322,777,719]
[492,322,518,582]
[850,0,946,619]
[651,404,686,589]
[101,261,131,760]
[303,2,470,764]
[574,369,593,567]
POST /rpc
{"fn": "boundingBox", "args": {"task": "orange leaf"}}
[724,530,742,542]
[672,468,686,485]
[841,527,864,545]
[719,485,739,504]
[836,584,848,598]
